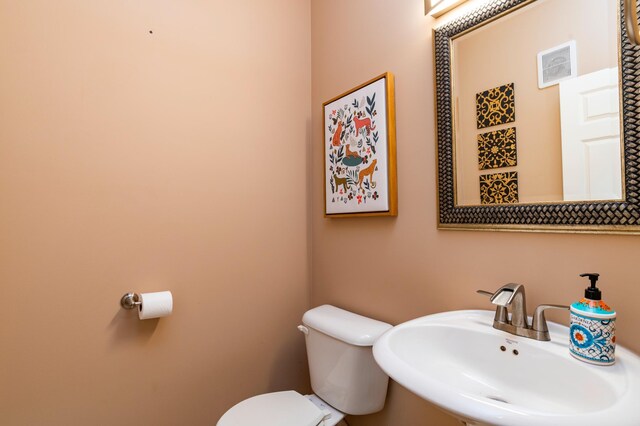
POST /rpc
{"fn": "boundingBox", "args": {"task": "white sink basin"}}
[373,310,640,426]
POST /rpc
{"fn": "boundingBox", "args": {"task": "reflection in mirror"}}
[435,0,640,233]
[451,0,622,206]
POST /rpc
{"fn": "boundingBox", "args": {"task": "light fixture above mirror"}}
[426,0,469,17]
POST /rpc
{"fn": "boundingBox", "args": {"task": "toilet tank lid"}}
[302,305,392,346]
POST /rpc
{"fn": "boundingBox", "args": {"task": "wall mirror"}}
[434,0,640,233]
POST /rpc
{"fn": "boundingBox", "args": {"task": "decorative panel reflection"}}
[476,83,515,129]
[477,127,517,170]
[480,171,519,204]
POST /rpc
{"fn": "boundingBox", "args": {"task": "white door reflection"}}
[559,67,622,201]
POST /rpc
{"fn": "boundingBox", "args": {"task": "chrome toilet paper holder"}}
[120,292,142,310]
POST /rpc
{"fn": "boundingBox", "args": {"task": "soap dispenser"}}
[569,273,616,365]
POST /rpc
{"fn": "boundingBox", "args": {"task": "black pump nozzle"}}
[579,273,601,300]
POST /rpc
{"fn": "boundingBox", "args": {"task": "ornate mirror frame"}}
[434,0,640,234]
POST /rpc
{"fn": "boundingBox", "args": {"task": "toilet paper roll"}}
[138,291,173,320]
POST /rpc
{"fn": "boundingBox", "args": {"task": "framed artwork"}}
[323,72,397,217]
[537,40,577,88]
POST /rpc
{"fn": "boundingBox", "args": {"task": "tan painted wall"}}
[311,1,640,425]
[0,1,311,424]
[454,0,618,205]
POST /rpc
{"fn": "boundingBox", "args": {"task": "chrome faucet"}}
[477,283,568,341]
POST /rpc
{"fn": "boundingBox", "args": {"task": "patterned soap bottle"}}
[569,273,616,365]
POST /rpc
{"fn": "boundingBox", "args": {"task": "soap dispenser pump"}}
[569,273,616,365]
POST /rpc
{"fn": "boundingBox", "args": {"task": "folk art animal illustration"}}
[345,144,360,159]
[358,159,377,189]
[354,115,376,136]
[331,120,343,147]
[333,174,349,193]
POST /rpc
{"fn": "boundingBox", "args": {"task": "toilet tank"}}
[301,305,392,415]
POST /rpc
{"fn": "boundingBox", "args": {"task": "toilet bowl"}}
[217,391,345,426]
[217,305,392,426]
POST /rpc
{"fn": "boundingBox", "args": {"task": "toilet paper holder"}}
[120,292,142,310]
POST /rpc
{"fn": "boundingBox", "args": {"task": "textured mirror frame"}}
[434,0,640,234]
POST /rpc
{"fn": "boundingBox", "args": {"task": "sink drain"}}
[486,396,509,404]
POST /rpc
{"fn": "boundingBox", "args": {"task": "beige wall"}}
[311,1,640,425]
[454,0,618,205]
[0,1,311,424]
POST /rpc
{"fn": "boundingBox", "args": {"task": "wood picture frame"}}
[323,72,397,218]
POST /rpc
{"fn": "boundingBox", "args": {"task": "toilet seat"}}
[217,391,325,426]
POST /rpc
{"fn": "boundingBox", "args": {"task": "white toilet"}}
[218,305,392,426]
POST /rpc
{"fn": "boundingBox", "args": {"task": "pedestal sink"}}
[372,310,640,426]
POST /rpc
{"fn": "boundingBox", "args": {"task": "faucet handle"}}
[477,289,508,323]
[532,304,569,334]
